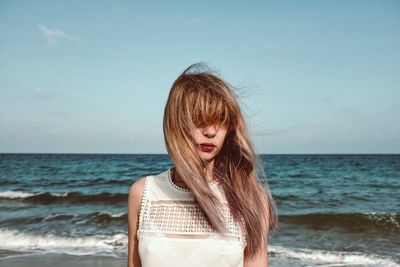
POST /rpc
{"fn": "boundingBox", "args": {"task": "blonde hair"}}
[163,62,278,257]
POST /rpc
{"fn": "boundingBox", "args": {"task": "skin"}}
[172,123,228,188]
[127,124,269,267]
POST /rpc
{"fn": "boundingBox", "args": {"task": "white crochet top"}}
[136,167,247,267]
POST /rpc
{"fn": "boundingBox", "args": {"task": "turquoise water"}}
[0,153,399,266]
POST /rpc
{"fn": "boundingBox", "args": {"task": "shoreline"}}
[1,251,398,267]
[0,252,127,267]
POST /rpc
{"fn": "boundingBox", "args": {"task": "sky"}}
[0,0,399,154]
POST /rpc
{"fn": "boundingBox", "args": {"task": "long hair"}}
[162,62,278,258]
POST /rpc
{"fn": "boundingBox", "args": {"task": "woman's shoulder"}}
[128,176,148,213]
[129,169,167,194]
[129,176,147,200]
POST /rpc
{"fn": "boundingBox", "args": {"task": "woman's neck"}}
[172,161,215,188]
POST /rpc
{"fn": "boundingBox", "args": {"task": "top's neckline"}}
[167,167,219,193]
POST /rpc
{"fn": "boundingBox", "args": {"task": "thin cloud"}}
[253,124,300,137]
[37,24,78,46]
[264,36,283,49]
[128,136,137,141]
[31,88,80,101]
[320,96,333,103]
[264,41,280,49]
[50,128,61,134]
[176,16,202,26]
[47,108,71,119]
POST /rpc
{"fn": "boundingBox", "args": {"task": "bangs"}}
[185,88,231,129]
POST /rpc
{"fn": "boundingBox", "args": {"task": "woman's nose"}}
[202,125,217,138]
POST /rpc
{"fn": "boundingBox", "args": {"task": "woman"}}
[128,63,278,267]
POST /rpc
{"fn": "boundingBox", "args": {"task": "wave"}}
[280,212,400,233]
[270,245,400,267]
[1,212,127,226]
[0,190,127,204]
[0,180,20,186]
[43,214,77,221]
[0,228,127,257]
[274,194,299,201]
[85,211,127,224]
[0,191,68,199]
[0,191,37,199]
[0,228,398,266]
[288,172,307,178]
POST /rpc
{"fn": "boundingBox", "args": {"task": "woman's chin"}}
[198,152,217,161]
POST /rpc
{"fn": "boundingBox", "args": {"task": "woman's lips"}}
[199,143,216,152]
[200,143,215,147]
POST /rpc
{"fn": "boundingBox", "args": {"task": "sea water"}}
[0,153,399,266]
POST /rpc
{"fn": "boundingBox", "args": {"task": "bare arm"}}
[127,177,146,267]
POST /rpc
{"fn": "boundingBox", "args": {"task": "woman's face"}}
[190,124,228,162]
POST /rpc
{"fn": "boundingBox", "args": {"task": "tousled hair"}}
[163,62,278,258]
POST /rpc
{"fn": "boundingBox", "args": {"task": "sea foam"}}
[0,228,127,257]
[0,190,68,199]
[0,228,398,266]
[271,245,400,267]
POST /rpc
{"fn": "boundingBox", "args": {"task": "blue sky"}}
[0,0,399,154]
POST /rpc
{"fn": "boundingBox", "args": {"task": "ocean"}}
[0,153,399,266]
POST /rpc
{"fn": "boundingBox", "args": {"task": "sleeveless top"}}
[136,167,247,267]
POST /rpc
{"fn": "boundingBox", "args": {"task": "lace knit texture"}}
[136,167,247,267]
